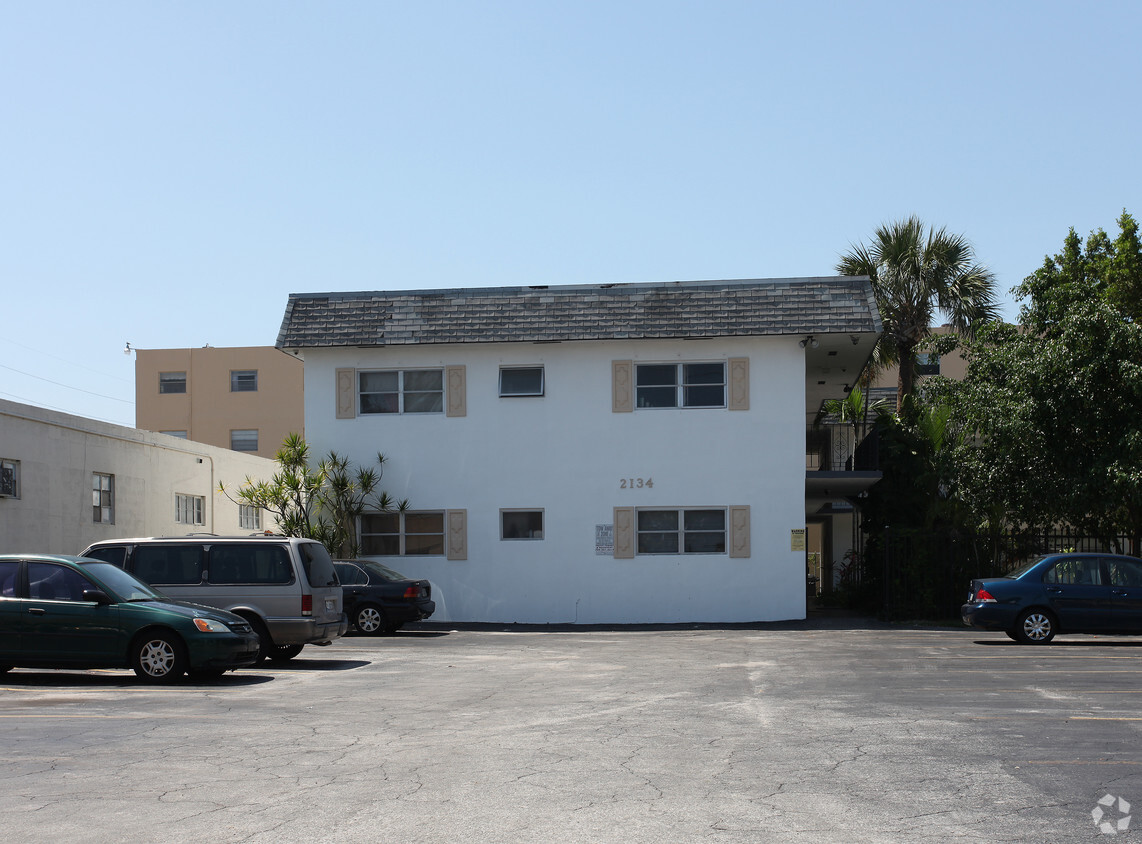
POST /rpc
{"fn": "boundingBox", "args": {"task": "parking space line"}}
[1018,760,1142,765]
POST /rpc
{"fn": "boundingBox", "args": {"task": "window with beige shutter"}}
[447,509,468,560]
[612,361,633,412]
[728,358,749,411]
[336,369,356,419]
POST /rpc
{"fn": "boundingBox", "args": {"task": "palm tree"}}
[837,217,1000,412]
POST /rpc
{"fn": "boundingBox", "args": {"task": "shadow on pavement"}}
[255,659,372,671]
[342,629,452,639]
[973,638,1142,647]
[0,669,275,687]
[402,606,900,634]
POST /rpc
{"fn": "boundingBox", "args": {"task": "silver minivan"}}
[80,536,348,662]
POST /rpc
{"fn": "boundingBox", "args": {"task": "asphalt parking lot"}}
[1,618,1140,843]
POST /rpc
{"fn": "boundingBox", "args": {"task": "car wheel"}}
[1014,609,1056,644]
[132,631,188,683]
[355,604,387,636]
[242,615,272,664]
[268,644,304,662]
[1004,630,1020,642]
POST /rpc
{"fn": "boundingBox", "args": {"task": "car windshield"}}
[79,561,165,602]
[1006,556,1050,579]
[361,561,409,581]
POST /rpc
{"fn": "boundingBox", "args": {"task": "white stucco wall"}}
[0,400,276,555]
[298,335,807,624]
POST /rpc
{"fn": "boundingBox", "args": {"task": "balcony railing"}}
[806,424,879,472]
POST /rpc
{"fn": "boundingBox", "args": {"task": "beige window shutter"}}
[446,365,467,417]
[728,357,749,411]
[613,506,635,559]
[729,505,751,558]
[335,369,356,419]
[447,509,468,560]
[612,360,634,413]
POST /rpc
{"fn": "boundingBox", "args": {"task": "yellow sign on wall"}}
[791,528,806,552]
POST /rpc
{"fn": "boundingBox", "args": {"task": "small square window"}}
[231,370,258,392]
[916,353,940,376]
[230,429,259,452]
[499,367,544,397]
[502,510,544,540]
[159,372,187,394]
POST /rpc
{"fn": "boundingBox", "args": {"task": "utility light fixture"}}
[798,336,819,349]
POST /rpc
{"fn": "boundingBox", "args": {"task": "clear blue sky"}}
[2,1,1139,428]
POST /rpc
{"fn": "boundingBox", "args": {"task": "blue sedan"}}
[962,552,1142,644]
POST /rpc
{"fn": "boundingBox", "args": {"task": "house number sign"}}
[619,478,654,489]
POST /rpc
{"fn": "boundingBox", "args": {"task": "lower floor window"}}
[502,510,543,539]
[176,493,205,526]
[360,511,445,556]
[637,508,726,554]
[239,504,262,531]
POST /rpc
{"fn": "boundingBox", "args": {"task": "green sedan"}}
[0,554,260,682]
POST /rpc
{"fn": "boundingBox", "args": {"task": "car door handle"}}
[27,607,46,615]
[1112,589,1130,597]
[1046,587,1063,594]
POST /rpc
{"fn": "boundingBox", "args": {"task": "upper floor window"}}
[231,370,258,392]
[92,473,114,524]
[230,429,259,452]
[500,367,544,397]
[159,372,187,394]
[916,353,940,376]
[359,370,443,414]
[636,363,726,408]
[636,508,726,555]
[0,459,19,498]
[175,493,205,526]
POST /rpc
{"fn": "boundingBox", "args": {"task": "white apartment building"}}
[276,276,882,624]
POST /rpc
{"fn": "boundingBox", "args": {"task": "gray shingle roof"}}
[275,276,882,349]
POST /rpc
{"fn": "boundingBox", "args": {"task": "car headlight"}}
[193,617,231,633]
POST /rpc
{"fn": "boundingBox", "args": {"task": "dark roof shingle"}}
[275,276,882,349]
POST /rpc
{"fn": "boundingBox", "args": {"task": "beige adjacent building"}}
[135,346,303,458]
[0,399,276,554]
[869,324,970,398]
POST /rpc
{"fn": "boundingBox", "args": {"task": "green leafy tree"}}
[837,217,1000,412]
[219,433,407,558]
[950,212,1142,553]
[1017,209,1142,330]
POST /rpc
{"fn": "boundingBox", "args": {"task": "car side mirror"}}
[82,589,114,605]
